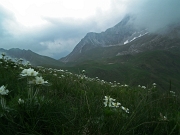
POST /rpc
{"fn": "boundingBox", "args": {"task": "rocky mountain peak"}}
[60,15,146,62]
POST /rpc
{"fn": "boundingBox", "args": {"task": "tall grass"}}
[0,54,180,134]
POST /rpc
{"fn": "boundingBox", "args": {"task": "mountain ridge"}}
[60,15,180,63]
[0,48,63,67]
[60,15,148,62]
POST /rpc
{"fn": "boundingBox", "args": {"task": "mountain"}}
[58,15,180,90]
[0,48,63,67]
[67,30,180,62]
[60,15,148,62]
[60,15,180,63]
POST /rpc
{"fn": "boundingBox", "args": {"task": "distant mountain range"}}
[0,48,63,67]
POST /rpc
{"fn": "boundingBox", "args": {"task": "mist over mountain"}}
[64,0,180,60]
[126,0,180,33]
[60,13,180,63]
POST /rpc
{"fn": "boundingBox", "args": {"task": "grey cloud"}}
[0,1,127,59]
[0,7,88,58]
[127,0,180,32]
[35,17,90,41]
[0,6,15,37]
[1,0,180,59]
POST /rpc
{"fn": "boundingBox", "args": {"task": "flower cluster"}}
[104,96,118,107]
[18,98,24,104]
[152,83,156,88]
[33,64,132,89]
[138,83,157,90]
[103,96,129,113]
[159,113,168,121]
[121,106,130,113]
[82,70,86,74]
[138,85,146,89]
[170,91,176,97]
[34,76,48,85]
[0,85,9,95]
[20,68,48,85]
[20,68,38,77]
[0,85,10,110]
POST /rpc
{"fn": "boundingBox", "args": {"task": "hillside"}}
[57,16,180,91]
[62,48,180,91]
[0,48,63,67]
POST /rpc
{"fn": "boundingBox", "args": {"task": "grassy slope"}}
[64,48,180,91]
[1,54,180,134]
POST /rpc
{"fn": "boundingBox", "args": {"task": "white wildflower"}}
[121,106,129,113]
[0,85,9,95]
[18,98,24,104]
[34,76,48,85]
[19,67,24,70]
[160,113,168,121]
[152,83,156,88]
[82,70,85,73]
[112,102,121,108]
[104,96,116,107]
[20,68,38,76]
[170,91,176,96]
[53,74,57,76]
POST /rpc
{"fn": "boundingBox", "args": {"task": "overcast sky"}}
[0,0,180,59]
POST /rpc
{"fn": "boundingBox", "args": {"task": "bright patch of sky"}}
[0,0,113,27]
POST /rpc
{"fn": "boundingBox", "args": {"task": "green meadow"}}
[0,54,180,135]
